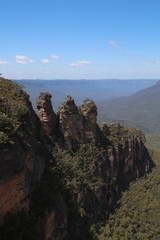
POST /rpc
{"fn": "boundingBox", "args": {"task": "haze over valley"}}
[14,79,157,110]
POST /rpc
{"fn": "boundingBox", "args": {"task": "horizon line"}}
[13,78,159,81]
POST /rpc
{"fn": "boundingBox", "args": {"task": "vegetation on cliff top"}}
[108,123,144,144]
[0,77,43,151]
[0,78,29,148]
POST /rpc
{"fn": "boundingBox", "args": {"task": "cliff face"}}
[0,78,45,223]
[0,82,153,240]
[40,195,67,240]
[107,123,151,180]
[35,93,152,239]
[36,93,151,181]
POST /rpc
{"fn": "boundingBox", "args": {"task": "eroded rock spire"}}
[36,92,57,134]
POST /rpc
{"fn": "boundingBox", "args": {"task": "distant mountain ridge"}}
[14,79,157,110]
[97,80,160,132]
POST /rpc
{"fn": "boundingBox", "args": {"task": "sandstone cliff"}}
[0,78,45,223]
[36,93,151,181]
[0,81,153,240]
[35,92,152,239]
[38,94,101,149]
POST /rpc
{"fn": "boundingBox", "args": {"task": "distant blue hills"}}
[14,79,157,111]
[97,80,160,132]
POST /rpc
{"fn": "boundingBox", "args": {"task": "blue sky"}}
[0,0,160,79]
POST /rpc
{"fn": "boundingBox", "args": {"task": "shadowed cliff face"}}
[0,78,45,223]
[106,123,151,179]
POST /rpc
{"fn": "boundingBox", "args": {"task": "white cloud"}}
[40,58,50,64]
[51,54,59,60]
[109,40,118,47]
[16,55,34,64]
[70,60,92,67]
[0,59,8,65]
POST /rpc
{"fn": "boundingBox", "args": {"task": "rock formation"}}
[56,95,84,149]
[56,96,99,149]
[0,80,153,239]
[104,123,151,180]
[99,122,110,135]
[36,92,57,134]
[35,93,151,180]
[80,99,99,144]
[35,92,152,183]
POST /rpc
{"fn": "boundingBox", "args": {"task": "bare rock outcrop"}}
[80,99,99,144]
[36,92,57,134]
[56,96,99,149]
[56,95,84,149]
